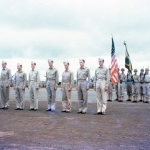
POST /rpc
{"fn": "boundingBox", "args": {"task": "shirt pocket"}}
[48,71,55,78]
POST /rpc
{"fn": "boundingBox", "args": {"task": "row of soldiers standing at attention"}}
[0,58,110,115]
[107,68,150,103]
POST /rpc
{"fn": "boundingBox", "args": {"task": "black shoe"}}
[61,110,66,113]
[29,108,34,111]
[66,110,71,113]
[0,107,5,109]
[15,108,20,110]
[126,99,130,101]
[34,109,37,111]
[102,112,105,115]
[119,100,123,102]
[145,101,149,103]
[109,100,112,102]
[46,109,51,111]
[4,107,8,109]
[94,112,102,115]
[114,98,118,101]
[77,111,82,114]
[107,100,110,101]
[138,100,142,102]
[20,108,23,110]
[82,112,86,114]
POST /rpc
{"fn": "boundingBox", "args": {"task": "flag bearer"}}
[132,69,139,102]
[126,70,134,102]
[118,68,126,102]
[144,68,150,103]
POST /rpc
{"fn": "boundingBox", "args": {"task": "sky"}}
[0,0,150,80]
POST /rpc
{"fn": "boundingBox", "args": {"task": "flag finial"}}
[124,41,126,46]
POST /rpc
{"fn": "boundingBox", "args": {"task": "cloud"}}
[0,0,150,79]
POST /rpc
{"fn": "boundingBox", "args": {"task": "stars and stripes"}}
[110,37,118,85]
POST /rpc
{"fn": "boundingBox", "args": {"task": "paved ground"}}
[0,88,150,150]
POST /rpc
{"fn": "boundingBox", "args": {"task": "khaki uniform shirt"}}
[144,74,150,83]
[46,67,59,87]
[61,70,74,88]
[14,71,27,88]
[139,73,145,83]
[29,70,40,86]
[0,68,11,84]
[77,67,90,86]
[94,66,109,87]
[133,74,139,83]
[119,73,126,82]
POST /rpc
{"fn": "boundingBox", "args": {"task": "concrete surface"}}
[0,88,150,150]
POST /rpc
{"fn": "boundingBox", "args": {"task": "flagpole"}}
[124,41,127,50]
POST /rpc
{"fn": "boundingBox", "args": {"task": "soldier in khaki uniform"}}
[132,69,139,102]
[46,59,59,111]
[118,68,126,102]
[76,59,90,114]
[144,68,150,103]
[108,68,113,102]
[115,68,120,101]
[61,61,74,113]
[126,70,134,102]
[0,60,11,109]
[139,69,145,102]
[94,58,109,115]
[28,61,40,111]
[13,63,27,110]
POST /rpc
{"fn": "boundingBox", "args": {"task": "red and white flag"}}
[110,37,118,85]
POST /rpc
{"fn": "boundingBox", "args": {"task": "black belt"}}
[140,82,144,84]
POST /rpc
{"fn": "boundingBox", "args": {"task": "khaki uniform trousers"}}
[126,82,132,96]
[78,80,88,113]
[118,82,125,97]
[62,82,71,111]
[96,79,107,113]
[139,83,145,96]
[46,80,56,111]
[0,81,10,107]
[15,87,25,109]
[132,83,139,97]
[145,83,150,98]
[29,81,39,109]
[108,83,113,94]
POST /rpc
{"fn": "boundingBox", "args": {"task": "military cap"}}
[31,61,36,65]
[63,61,69,65]
[2,60,7,64]
[140,69,144,72]
[79,59,85,62]
[48,59,53,63]
[98,58,104,62]
[121,68,125,71]
[17,63,22,66]
[145,68,149,71]
[134,69,138,72]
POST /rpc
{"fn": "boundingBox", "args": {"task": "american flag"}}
[110,37,118,85]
